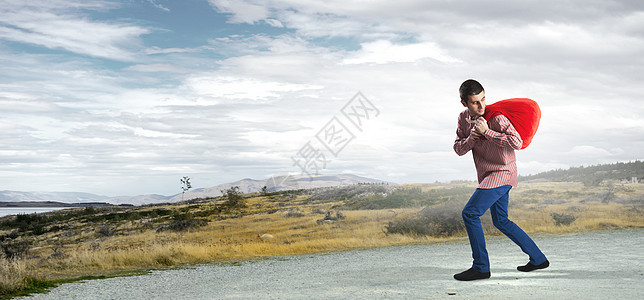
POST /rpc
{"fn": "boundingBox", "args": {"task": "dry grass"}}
[0,257,31,294]
[2,181,643,298]
[35,209,430,278]
[510,202,642,234]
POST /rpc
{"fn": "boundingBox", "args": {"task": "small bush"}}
[0,231,19,242]
[49,244,67,259]
[384,218,436,236]
[384,201,496,237]
[284,209,306,218]
[171,212,191,221]
[154,254,176,266]
[311,208,325,215]
[551,212,577,226]
[0,240,29,259]
[222,186,246,208]
[0,240,30,259]
[96,226,116,237]
[417,203,465,236]
[316,211,345,224]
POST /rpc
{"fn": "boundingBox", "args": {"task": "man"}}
[452,79,549,281]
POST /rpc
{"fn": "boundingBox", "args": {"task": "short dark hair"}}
[459,79,484,103]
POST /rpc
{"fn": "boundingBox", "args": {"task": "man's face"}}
[461,91,485,117]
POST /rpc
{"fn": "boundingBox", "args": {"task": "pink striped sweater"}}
[454,109,523,189]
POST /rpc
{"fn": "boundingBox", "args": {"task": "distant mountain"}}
[519,160,643,186]
[0,174,392,206]
[106,194,171,206]
[167,174,393,203]
[0,191,109,203]
[0,192,170,207]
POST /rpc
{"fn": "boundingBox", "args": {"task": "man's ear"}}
[461,100,467,107]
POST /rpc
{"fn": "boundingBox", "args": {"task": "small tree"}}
[180,176,192,201]
[222,186,245,208]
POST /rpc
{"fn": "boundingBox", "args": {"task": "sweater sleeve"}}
[483,115,523,150]
[453,111,476,156]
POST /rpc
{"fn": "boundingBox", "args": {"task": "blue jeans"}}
[462,185,547,272]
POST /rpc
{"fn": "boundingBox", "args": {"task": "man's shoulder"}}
[490,113,511,125]
[458,109,470,120]
[489,114,520,137]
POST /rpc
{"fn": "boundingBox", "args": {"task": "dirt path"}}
[22,229,644,299]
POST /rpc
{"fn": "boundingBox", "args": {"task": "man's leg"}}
[489,188,548,268]
[460,186,511,273]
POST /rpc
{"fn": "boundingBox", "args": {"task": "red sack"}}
[483,98,541,149]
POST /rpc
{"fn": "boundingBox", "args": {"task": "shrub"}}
[417,202,466,236]
[0,240,30,259]
[96,226,116,237]
[384,218,436,236]
[316,211,345,224]
[0,231,19,242]
[385,202,465,237]
[154,254,176,266]
[311,208,325,215]
[284,209,306,218]
[384,200,499,237]
[49,244,67,259]
[171,212,191,221]
[551,212,577,226]
[222,186,246,208]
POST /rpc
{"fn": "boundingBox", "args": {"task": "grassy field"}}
[1,180,643,298]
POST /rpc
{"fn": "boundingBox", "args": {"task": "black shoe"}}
[453,268,491,281]
[517,260,549,272]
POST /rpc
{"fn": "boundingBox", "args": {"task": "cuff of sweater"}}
[483,129,497,139]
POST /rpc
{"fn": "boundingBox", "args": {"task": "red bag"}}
[483,98,541,149]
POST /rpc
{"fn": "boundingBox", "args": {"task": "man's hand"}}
[474,117,489,135]
[470,129,483,140]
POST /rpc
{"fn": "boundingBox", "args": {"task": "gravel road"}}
[21,229,644,299]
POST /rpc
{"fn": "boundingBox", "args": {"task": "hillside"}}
[1,179,643,297]
[519,161,643,186]
[168,174,393,203]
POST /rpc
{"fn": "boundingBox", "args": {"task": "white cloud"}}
[567,146,616,158]
[265,18,284,27]
[124,64,191,73]
[342,40,461,64]
[185,75,324,101]
[145,46,203,55]
[209,0,270,24]
[147,0,170,12]
[0,3,148,61]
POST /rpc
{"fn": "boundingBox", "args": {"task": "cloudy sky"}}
[1,0,642,197]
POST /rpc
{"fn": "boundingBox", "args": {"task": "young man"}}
[452,79,549,281]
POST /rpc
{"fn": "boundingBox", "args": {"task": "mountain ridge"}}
[519,160,643,185]
[0,174,392,206]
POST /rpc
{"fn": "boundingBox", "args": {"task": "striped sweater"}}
[454,109,523,189]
